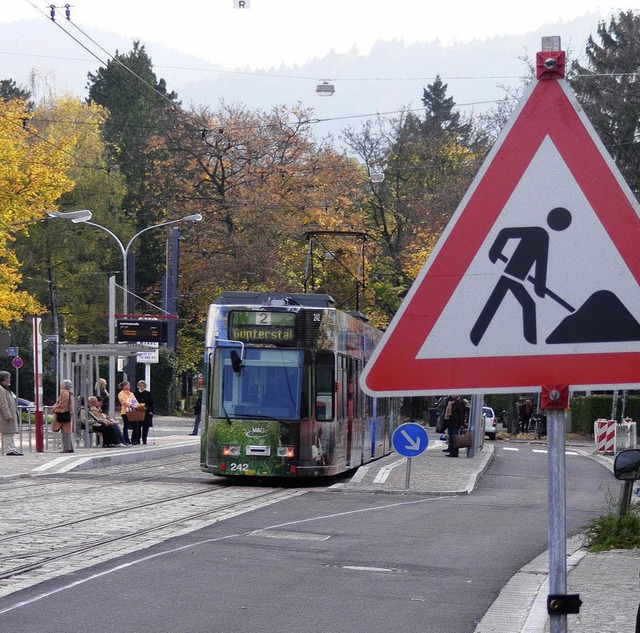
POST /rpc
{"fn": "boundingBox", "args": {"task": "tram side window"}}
[315,352,334,421]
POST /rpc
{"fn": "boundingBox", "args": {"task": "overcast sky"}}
[5,1,631,69]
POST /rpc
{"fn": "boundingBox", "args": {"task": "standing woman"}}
[117,381,138,445]
[52,379,75,453]
[95,377,110,414]
[0,371,22,456]
[134,380,155,445]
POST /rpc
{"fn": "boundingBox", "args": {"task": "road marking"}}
[503,447,520,451]
[350,463,371,483]
[0,494,454,615]
[250,529,331,541]
[373,458,405,483]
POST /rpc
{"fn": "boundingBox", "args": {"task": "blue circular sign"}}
[392,423,429,458]
[11,356,23,369]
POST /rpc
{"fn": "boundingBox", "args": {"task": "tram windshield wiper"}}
[231,412,280,421]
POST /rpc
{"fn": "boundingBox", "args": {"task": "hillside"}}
[0,14,601,137]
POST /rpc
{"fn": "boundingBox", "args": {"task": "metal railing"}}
[615,420,637,454]
[16,406,100,453]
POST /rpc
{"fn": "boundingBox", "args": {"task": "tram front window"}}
[213,348,304,420]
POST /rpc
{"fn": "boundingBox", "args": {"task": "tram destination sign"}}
[116,319,168,343]
[229,311,296,343]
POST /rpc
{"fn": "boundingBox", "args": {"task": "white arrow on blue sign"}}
[392,423,429,458]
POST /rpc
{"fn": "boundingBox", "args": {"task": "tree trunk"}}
[508,394,519,435]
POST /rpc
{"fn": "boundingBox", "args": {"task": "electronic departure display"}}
[116,320,168,343]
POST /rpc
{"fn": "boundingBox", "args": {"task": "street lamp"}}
[9,209,92,228]
[78,213,203,390]
[80,214,203,314]
[46,210,93,223]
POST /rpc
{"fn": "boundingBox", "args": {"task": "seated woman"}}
[87,396,125,447]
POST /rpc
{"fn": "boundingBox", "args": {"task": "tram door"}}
[337,355,357,468]
[346,357,356,467]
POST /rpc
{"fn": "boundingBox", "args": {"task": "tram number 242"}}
[229,463,250,472]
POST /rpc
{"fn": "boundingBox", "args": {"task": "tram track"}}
[0,456,307,597]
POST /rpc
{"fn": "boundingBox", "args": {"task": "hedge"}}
[570,394,640,433]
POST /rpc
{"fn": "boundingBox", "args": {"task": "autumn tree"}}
[0,97,75,327]
[342,77,485,324]
[14,96,127,343]
[570,11,640,191]
[162,103,364,371]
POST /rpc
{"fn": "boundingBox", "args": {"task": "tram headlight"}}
[277,446,295,458]
[222,444,241,457]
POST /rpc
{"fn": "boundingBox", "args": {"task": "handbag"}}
[453,431,472,449]
[126,407,146,422]
[56,410,71,423]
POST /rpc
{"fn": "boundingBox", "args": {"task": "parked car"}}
[483,406,497,440]
[16,398,36,413]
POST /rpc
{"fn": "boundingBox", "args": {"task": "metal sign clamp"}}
[547,594,582,615]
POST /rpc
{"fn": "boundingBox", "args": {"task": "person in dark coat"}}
[134,380,155,445]
[519,399,533,433]
[444,395,467,457]
[189,390,202,436]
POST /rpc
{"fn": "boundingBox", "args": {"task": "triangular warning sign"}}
[361,76,640,396]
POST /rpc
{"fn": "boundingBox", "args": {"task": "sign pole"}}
[547,406,567,633]
[108,276,116,420]
[392,423,429,491]
[542,384,580,631]
[32,318,44,453]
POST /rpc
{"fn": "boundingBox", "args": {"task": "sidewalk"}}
[0,420,637,632]
[0,415,199,479]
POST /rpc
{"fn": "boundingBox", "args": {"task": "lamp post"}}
[81,214,202,316]
[29,209,92,452]
[79,214,203,387]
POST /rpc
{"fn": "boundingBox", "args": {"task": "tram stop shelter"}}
[59,343,147,448]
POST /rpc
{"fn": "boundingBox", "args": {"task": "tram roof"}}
[214,292,336,308]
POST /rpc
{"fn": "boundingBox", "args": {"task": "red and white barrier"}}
[594,419,616,453]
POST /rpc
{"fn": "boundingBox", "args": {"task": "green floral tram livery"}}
[200,292,401,478]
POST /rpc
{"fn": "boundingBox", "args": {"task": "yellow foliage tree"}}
[0,98,75,327]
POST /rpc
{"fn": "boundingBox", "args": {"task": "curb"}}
[54,443,200,473]
[0,443,200,479]
[474,535,586,633]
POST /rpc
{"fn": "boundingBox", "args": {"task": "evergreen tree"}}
[0,79,32,107]
[570,11,640,192]
[86,42,181,296]
[421,75,471,140]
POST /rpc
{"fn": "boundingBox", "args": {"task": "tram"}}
[200,292,401,478]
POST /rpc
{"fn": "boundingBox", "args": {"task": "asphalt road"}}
[0,442,612,633]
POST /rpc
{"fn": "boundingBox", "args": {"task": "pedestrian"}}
[52,379,75,453]
[189,389,202,436]
[444,395,467,458]
[0,371,23,456]
[519,399,533,433]
[134,380,155,445]
[95,377,110,414]
[435,395,448,433]
[117,381,138,445]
